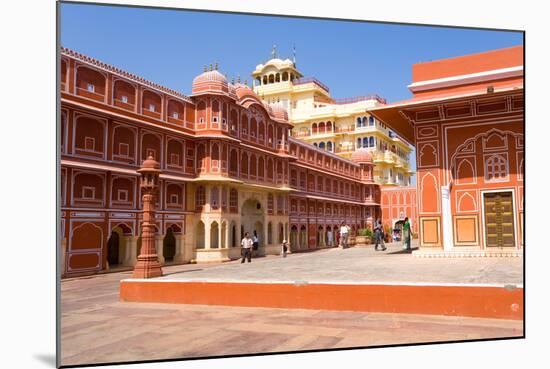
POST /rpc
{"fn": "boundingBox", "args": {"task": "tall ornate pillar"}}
[132,156,163,279]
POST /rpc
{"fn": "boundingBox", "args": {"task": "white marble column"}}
[205,221,211,249]
[224,223,230,248]
[441,186,454,251]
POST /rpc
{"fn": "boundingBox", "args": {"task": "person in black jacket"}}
[374,219,387,251]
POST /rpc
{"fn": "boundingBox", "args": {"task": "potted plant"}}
[355,228,373,247]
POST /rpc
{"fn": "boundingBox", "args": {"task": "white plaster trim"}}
[408,66,523,92]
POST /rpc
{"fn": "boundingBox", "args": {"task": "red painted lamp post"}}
[132,156,163,279]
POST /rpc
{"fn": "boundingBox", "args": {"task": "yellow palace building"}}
[252,49,414,186]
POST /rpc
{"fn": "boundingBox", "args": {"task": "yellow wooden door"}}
[484,192,515,247]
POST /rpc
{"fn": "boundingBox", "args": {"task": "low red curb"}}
[120,281,523,320]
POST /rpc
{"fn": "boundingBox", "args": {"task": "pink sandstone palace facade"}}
[372,46,524,256]
[60,47,382,277]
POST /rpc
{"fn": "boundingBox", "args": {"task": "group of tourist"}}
[239,217,411,263]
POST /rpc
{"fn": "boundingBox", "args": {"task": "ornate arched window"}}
[211,186,219,209]
[485,154,508,181]
[195,185,205,210]
[369,116,375,126]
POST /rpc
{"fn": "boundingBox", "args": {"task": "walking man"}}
[374,219,387,251]
[281,239,288,258]
[339,222,349,249]
[241,232,253,263]
[402,217,411,250]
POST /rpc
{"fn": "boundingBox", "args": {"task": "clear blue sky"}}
[60,3,523,182]
[60,3,522,102]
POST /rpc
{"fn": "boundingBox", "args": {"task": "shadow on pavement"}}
[163,268,204,276]
[387,247,419,255]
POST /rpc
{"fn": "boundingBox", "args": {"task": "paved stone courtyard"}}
[61,243,523,366]
[156,242,523,285]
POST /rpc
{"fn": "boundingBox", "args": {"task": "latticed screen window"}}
[229,189,238,212]
[84,137,95,151]
[196,186,205,209]
[486,155,507,180]
[211,187,219,209]
[267,194,274,215]
[170,153,179,166]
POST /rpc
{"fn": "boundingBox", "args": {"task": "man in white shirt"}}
[241,232,253,263]
[339,223,349,249]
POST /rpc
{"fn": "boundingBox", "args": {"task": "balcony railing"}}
[332,95,387,105]
[292,77,330,93]
[334,126,355,133]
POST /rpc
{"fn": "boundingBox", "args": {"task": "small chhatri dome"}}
[350,149,374,164]
[139,156,161,172]
[192,69,229,95]
[234,83,260,101]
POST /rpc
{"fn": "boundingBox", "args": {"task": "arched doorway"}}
[196,221,205,249]
[290,225,298,252]
[211,221,219,249]
[241,197,265,245]
[299,225,307,249]
[278,222,284,244]
[317,225,324,248]
[231,222,236,247]
[393,220,405,242]
[253,220,263,248]
[163,227,176,262]
[107,230,120,266]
